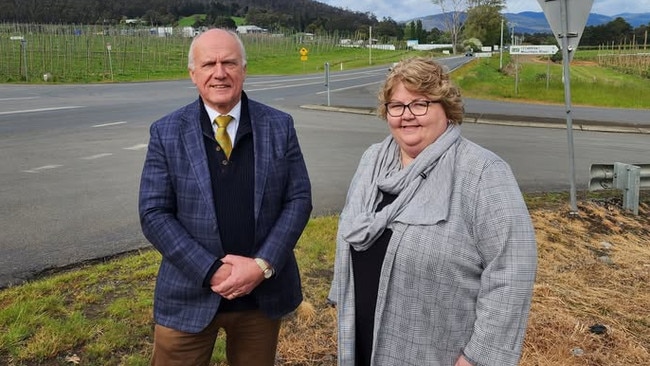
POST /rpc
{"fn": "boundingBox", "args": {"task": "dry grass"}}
[1,197,648,365]
[273,199,650,366]
[523,199,650,365]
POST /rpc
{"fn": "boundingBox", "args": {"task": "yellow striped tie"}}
[214,115,233,159]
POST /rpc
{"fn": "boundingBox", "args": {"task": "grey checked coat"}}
[330,136,537,366]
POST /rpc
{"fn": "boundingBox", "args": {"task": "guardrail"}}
[588,163,650,215]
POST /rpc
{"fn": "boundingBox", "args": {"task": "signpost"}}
[510,45,559,89]
[11,36,28,82]
[509,45,559,55]
[106,43,114,81]
[299,47,308,61]
[299,47,308,72]
[537,0,594,214]
[324,62,331,107]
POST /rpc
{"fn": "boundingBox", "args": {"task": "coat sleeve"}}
[138,120,219,286]
[253,113,312,273]
[462,160,538,366]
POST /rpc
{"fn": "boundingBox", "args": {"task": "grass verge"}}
[452,54,650,109]
[1,192,648,365]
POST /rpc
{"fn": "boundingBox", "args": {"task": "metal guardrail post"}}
[614,162,641,215]
[589,162,649,216]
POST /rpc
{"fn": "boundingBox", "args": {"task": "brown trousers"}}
[151,309,281,366]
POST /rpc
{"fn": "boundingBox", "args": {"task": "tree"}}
[205,2,231,26]
[416,20,426,43]
[462,37,482,52]
[427,27,446,43]
[582,17,634,46]
[213,16,236,29]
[431,0,469,54]
[374,17,404,41]
[144,9,165,26]
[406,21,417,40]
[462,0,504,48]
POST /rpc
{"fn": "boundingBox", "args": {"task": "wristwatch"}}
[254,258,274,279]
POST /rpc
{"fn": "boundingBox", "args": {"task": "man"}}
[138,28,312,366]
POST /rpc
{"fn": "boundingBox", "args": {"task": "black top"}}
[201,98,257,312]
[351,192,397,366]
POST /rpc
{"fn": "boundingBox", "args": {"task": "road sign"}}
[537,0,593,62]
[537,0,594,214]
[509,45,559,55]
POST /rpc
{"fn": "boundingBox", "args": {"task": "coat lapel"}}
[180,99,217,222]
[246,96,270,222]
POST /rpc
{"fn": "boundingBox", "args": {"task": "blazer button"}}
[221,160,228,165]
[216,146,221,151]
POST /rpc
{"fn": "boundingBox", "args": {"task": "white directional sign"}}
[509,45,559,55]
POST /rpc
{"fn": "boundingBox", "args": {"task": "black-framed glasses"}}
[384,100,440,117]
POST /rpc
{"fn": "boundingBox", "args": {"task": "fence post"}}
[614,162,641,215]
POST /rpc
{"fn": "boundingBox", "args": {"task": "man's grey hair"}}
[187,29,248,70]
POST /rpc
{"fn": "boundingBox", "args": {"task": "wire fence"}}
[0,23,363,83]
[596,43,650,79]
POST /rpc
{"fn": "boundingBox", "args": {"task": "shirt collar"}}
[204,100,242,143]
[204,100,242,124]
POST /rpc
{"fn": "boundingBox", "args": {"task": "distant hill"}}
[416,11,650,34]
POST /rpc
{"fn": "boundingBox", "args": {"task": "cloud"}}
[319,0,649,22]
[319,0,440,21]
[506,0,650,15]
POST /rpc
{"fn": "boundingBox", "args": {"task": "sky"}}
[318,0,650,22]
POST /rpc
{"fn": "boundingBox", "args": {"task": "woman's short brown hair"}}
[378,57,464,124]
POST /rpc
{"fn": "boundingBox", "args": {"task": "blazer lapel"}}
[245,95,270,222]
[180,99,217,222]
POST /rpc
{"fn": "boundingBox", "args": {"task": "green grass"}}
[248,46,422,75]
[178,15,207,27]
[0,215,337,365]
[452,54,650,109]
[0,26,425,83]
[0,250,158,364]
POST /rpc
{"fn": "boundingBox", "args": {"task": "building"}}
[236,25,267,34]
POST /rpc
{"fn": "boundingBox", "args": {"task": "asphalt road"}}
[0,59,648,288]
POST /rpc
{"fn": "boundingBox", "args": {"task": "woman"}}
[329,57,537,366]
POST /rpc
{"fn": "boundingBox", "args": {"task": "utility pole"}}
[499,18,504,70]
[369,26,372,65]
[21,39,28,82]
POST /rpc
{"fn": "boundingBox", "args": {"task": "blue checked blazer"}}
[138,93,312,333]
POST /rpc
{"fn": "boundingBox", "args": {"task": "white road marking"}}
[92,121,127,128]
[315,81,382,94]
[123,144,148,150]
[0,106,83,116]
[22,165,63,173]
[245,73,384,92]
[0,97,39,102]
[81,153,113,160]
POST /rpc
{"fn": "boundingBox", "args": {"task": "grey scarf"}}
[339,124,461,251]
